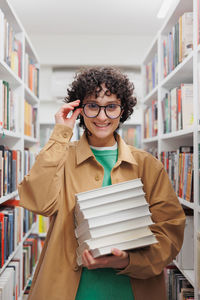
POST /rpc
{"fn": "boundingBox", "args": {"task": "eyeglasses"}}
[82,103,122,119]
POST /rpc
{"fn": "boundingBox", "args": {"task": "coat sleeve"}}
[118,154,186,279]
[18,124,73,217]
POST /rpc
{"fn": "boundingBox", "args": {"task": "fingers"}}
[82,249,129,270]
[55,100,82,125]
[82,250,108,269]
[56,100,81,114]
[111,248,128,258]
[70,107,82,122]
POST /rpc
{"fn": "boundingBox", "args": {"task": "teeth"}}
[95,124,109,127]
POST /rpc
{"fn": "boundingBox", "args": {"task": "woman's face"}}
[81,86,122,147]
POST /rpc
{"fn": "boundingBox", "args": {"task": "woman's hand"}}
[55,100,82,129]
[82,248,129,270]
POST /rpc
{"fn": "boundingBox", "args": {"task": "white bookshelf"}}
[142,0,200,298]
[0,0,40,298]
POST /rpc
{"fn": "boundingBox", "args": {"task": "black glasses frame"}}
[82,103,122,119]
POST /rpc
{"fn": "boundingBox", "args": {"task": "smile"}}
[94,123,110,128]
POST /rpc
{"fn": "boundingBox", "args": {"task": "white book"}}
[181,84,193,129]
[75,178,143,202]
[75,204,150,229]
[77,215,154,245]
[76,226,154,257]
[75,198,149,225]
[182,12,193,58]
[176,215,194,269]
[77,234,158,266]
[170,87,177,132]
[8,260,20,298]
[76,186,145,209]
[0,268,14,300]
[75,213,153,242]
[75,209,152,238]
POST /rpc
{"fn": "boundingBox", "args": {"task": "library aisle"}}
[0,0,199,299]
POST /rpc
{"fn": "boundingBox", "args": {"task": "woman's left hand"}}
[82,248,129,270]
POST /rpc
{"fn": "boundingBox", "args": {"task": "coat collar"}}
[76,131,138,166]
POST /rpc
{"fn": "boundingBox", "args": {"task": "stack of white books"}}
[74,178,158,266]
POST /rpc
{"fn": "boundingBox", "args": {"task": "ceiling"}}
[9,0,165,36]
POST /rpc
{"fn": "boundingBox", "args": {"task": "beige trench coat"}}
[18,124,186,300]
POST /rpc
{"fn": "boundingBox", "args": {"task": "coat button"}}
[63,132,68,138]
[73,265,79,272]
[95,175,100,181]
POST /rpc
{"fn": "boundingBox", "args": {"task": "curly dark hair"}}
[64,66,137,129]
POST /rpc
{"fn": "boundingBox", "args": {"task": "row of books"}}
[74,178,157,266]
[23,208,36,236]
[0,146,21,197]
[23,235,45,298]
[165,265,194,300]
[0,9,22,79]
[161,84,193,134]
[145,53,158,95]
[121,125,141,148]
[24,100,38,138]
[23,234,39,290]
[24,53,40,97]
[0,80,19,132]
[0,201,22,267]
[0,233,43,299]
[143,99,158,138]
[0,259,20,300]
[163,12,193,78]
[160,146,193,202]
[24,149,36,177]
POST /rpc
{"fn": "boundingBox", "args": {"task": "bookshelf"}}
[142,0,200,298]
[0,0,40,298]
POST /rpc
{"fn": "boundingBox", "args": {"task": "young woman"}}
[18,66,185,300]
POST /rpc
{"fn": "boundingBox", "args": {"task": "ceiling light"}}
[157,0,173,19]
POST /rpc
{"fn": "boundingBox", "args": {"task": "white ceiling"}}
[9,0,165,36]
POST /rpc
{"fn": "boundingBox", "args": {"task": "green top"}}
[75,145,134,300]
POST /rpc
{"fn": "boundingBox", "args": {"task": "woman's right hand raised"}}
[55,100,82,130]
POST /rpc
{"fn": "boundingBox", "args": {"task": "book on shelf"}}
[7,259,20,299]
[24,100,38,138]
[181,84,193,129]
[160,146,193,202]
[74,178,157,266]
[0,267,14,300]
[145,53,158,95]
[121,125,141,148]
[161,84,193,134]
[0,145,21,197]
[143,99,158,138]
[38,215,49,234]
[0,9,22,79]
[22,234,39,290]
[165,265,194,300]
[162,12,193,78]
[24,53,40,97]
[176,214,194,269]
